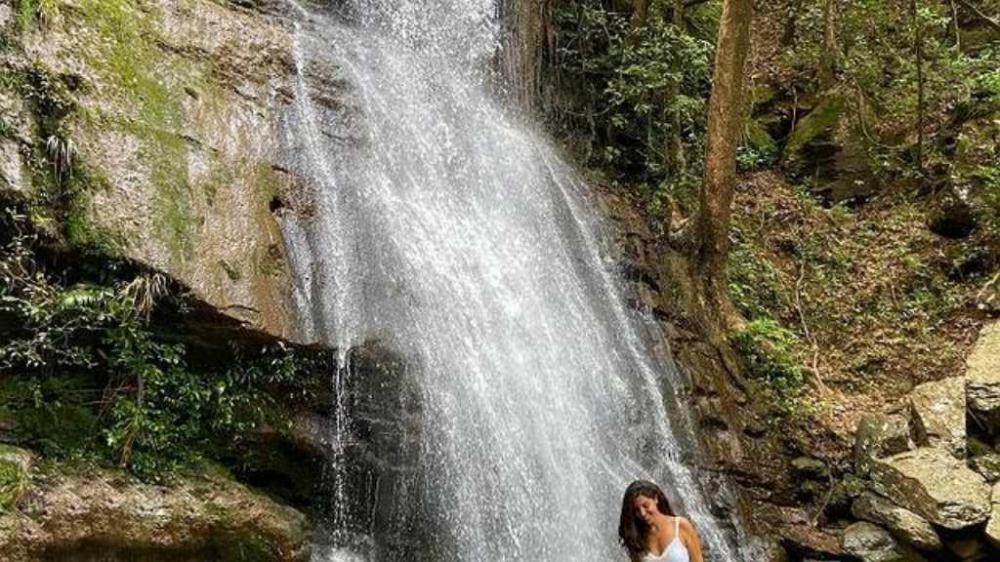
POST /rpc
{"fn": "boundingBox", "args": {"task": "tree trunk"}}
[695,0,753,324]
[667,0,687,178]
[818,0,837,89]
[627,0,651,45]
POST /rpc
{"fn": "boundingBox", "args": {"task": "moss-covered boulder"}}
[0,445,32,511]
[783,93,846,159]
[0,467,311,561]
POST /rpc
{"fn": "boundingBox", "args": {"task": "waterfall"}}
[280,1,749,560]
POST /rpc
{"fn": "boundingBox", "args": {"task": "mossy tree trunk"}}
[695,0,752,329]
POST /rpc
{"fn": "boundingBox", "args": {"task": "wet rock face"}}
[0,470,311,562]
[4,0,308,341]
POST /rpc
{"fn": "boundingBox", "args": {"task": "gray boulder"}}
[851,492,942,552]
[908,377,966,457]
[855,413,912,476]
[842,522,927,562]
[870,448,991,530]
[967,322,1000,431]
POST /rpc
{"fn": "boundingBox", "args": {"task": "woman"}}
[618,480,704,562]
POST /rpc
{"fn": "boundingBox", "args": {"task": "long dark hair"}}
[618,480,676,560]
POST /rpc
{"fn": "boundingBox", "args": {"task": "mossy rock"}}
[0,444,32,511]
[745,118,778,155]
[783,93,846,159]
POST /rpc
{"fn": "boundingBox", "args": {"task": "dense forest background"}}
[542,0,998,421]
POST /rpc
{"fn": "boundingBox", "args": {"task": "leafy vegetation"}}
[553,1,714,209]
[730,318,809,414]
[0,201,322,478]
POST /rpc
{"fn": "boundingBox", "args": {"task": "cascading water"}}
[280,1,750,560]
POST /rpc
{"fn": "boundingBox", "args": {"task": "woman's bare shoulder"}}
[676,516,698,535]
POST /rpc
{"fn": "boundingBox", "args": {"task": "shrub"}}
[730,318,808,414]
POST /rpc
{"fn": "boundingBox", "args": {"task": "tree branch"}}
[956,0,1000,33]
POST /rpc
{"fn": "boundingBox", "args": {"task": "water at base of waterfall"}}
[280,1,754,560]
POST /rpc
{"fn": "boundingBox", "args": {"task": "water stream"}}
[280,1,748,560]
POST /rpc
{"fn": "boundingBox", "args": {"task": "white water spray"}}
[280,1,748,560]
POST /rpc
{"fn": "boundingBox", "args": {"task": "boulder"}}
[855,413,911,476]
[967,322,1000,431]
[987,482,1000,548]
[0,445,32,511]
[908,377,966,457]
[0,468,311,561]
[851,492,942,552]
[870,448,991,530]
[842,522,927,562]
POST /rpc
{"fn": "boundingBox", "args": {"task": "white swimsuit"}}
[643,517,690,562]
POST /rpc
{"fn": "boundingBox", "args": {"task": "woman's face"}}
[632,494,660,525]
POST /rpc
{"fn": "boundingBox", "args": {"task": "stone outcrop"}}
[855,413,912,476]
[908,376,966,457]
[0,468,311,562]
[870,448,991,530]
[851,492,941,552]
[967,321,1000,431]
[842,521,927,562]
[2,0,310,340]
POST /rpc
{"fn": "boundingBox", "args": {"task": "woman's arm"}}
[680,518,704,562]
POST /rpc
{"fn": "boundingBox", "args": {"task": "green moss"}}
[253,161,282,203]
[219,259,242,282]
[0,445,30,510]
[784,93,846,158]
[75,0,196,264]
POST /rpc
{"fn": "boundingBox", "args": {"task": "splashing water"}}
[280,1,750,560]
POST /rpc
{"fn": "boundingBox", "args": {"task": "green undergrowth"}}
[727,173,993,418]
[0,199,325,480]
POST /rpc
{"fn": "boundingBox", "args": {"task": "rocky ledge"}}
[0,448,311,562]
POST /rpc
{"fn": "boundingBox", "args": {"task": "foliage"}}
[778,0,1000,185]
[0,203,319,478]
[16,0,61,31]
[553,1,714,207]
[730,318,808,414]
